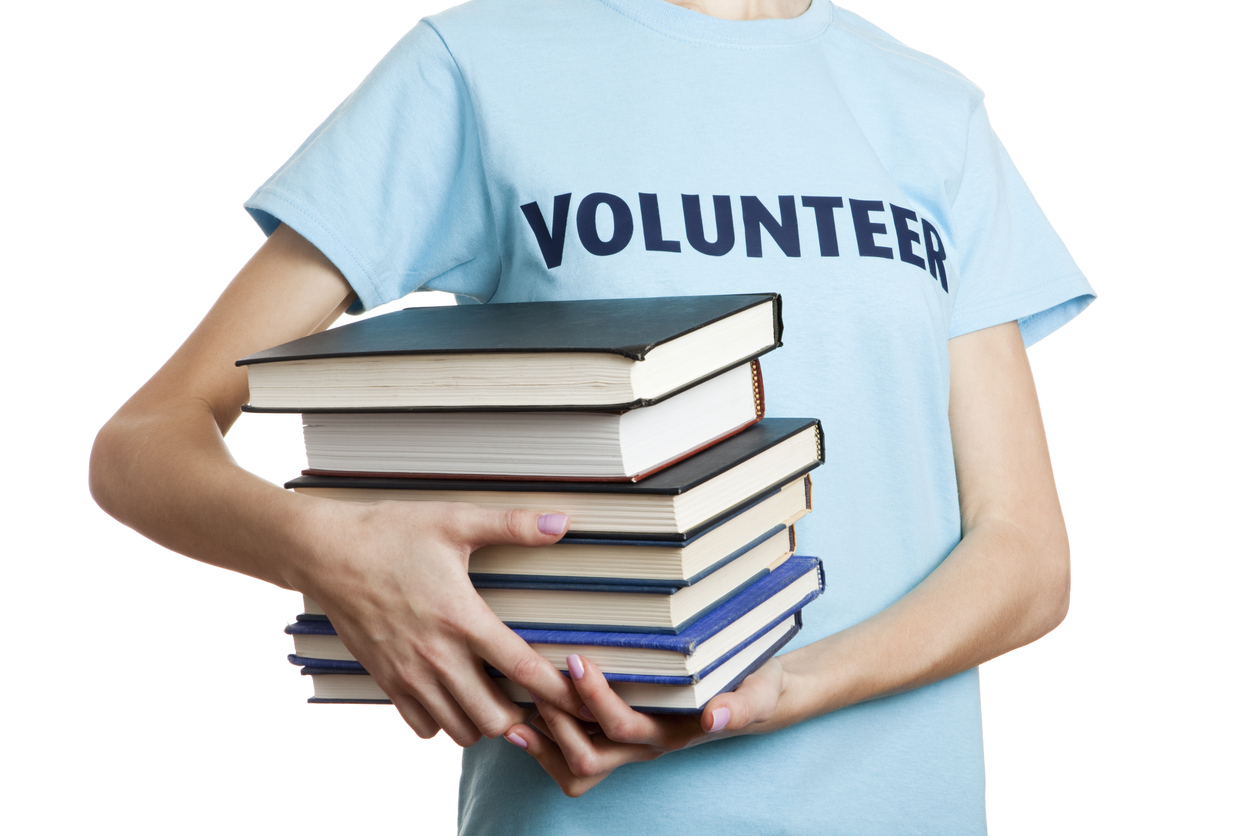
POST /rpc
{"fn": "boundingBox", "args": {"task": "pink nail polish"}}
[537,514,569,535]
[578,705,595,721]
[709,706,731,733]
[505,732,528,750]
[567,654,585,681]
[527,691,543,706]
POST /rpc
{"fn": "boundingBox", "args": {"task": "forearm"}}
[503,325,1075,791]
[767,322,1069,728]
[89,223,357,591]
[91,355,589,741]
[90,225,590,743]
[769,516,1068,727]
[90,396,324,591]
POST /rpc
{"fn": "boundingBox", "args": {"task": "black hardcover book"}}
[237,293,782,412]
[287,417,824,541]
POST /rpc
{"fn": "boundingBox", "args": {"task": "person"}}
[89,0,1095,832]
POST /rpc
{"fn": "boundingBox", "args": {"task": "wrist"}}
[767,654,820,731]
[771,635,863,726]
[272,491,359,597]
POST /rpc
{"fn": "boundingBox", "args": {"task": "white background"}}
[2,1,1249,832]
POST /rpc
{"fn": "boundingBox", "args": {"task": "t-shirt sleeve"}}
[945,102,1095,346]
[245,21,499,312]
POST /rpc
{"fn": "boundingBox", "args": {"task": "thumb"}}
[456,505,570,549]
[701,662,782,735]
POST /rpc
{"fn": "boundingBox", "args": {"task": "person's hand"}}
[502,653,789,797]
[294,497,586,746]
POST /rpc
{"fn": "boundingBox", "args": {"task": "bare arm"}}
[758,319,1069,717]
[90,225,582,745]
[509,320,1070,795]
[90,225,355,584]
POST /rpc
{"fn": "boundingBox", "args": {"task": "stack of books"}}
[239,294,826,714]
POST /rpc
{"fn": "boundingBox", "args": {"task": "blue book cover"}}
[510,555,822,648]
[288,555,822,648]
[290,612,802,686]
[287,555,825,683]
[299,621,802,713]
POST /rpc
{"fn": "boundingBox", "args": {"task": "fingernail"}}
[505,732,528,750]
[709,706,731,733]
[537,514,569,535]
[578,705,595,721]
[567,654,585,681]
[527,691,543,706]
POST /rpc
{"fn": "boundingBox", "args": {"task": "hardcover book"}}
[287,417,824,540]
[301,525,795,633]
[239,293,782,412]
[468,474,811,585]
[288,554,825,681]
[299,360,764,482]
[299,618,799,713]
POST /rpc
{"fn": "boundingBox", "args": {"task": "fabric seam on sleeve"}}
[249,186,389,308]
[947,270,1091,336]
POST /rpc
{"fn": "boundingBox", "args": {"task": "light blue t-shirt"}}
[247,1,1094,833]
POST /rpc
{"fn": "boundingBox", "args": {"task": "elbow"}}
[89,417,129,523]
[1032,528,1071,639]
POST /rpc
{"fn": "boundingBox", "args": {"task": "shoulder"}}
[812,7,989,204]
[826,7,984,104]
[821,7,986,158]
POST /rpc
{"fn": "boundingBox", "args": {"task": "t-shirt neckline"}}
[596,0,833,46]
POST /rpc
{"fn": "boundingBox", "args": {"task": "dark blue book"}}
[301,618,799,714]
[469,524,797,633]
[290,555,824,711]
[467,474,811,587]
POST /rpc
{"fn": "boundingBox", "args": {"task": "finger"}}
[502,723,605,798]
[566,654,675,746]
[454,505,570,550]
[389,678,483,748]
[352,611,532,742]
[468,613,583,716]
[391,692,441,739]
[527,696,597,738]
[532,685,659,780]
[437,659,531,739]
[530,714,555,741]
[701,658,783,735]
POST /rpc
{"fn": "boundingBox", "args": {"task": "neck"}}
[663,0,812,21]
